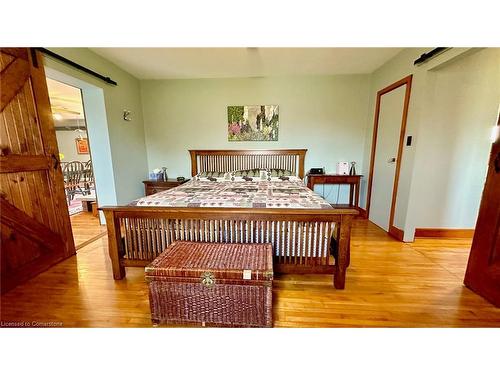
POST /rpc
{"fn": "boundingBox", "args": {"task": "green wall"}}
[140,75,371,203]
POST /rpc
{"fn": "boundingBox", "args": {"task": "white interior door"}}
[369,85,406,231]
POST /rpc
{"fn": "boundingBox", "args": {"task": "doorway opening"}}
[46,78,106,249]
[366,75,412,241]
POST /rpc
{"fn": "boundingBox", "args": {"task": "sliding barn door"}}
[464,115,500,307]
[0,48,75,294]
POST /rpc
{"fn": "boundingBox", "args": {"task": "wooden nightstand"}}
[142,179,189,196]
[307,174,362,207]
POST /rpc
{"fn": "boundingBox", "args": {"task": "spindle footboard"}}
[101,206,356,289]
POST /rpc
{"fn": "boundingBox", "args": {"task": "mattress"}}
[132,179,332,210]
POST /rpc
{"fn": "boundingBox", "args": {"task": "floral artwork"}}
[227,105,279,141]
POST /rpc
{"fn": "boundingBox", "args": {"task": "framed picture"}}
[228,105,279,141]
[75,138,89,154]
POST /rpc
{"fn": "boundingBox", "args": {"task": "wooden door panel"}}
[1,223,64,293]
[464,118,500,306]
[1,171,60,232]
[0,48,75,294]
[0,80,44,155]
[492,227,500,264]
[1,198,65,253]
[0,56,30,113]
[2,224,44,269]
[0,52,15,70]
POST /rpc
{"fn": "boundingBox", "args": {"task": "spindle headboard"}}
[188,149,307,179]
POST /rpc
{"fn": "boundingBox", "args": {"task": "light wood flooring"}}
[1,215,499,327]
[70,211,107,250]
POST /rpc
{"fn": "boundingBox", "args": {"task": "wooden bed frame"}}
[101,149,358,289]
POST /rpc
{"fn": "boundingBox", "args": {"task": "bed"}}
[101,149,358,289]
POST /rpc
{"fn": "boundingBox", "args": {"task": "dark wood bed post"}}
[103,209,125,279]
[189,150,197,177]
[298,152,305,179]
[334,214,353,289]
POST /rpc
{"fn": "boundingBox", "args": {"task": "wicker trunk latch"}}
[201,272,215,288]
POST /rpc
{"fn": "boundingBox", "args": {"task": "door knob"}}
[388,157,396,164]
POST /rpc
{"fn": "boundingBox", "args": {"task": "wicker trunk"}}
[145,241,273,328]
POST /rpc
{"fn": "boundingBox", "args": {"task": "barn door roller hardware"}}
[35,48,118,86]
[413,48,450,66]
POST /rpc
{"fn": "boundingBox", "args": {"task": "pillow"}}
[230,169,266,181]
[267,175,302,182]
[231,168,263,177]
[265,168,294,180]
[194,171,229,182]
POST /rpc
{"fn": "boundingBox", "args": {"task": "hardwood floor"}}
[1,216,499,327]
[70,212,107,250]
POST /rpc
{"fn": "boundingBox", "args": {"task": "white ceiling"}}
[91,48,403,79]
[46,78,85,122]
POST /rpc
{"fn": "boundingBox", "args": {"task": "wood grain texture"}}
[357,207,367,218]
[307,174,362,207]
[0,155,51,172]
[389,225,404,241]
[0,52,15,71]
[0,197,64,252]
[28,49,75,258]
[415,228,475,238]
[70,211,107,250]
[464,117,500,306]
[103,209,126,279]
[1,216,498,327]
[142,179,188,196]
[0,52,30,112]
[0,48,75,294]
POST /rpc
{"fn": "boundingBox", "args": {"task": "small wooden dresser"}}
[142,179,188,196]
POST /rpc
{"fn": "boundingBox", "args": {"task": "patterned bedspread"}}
[132,180,332,209]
